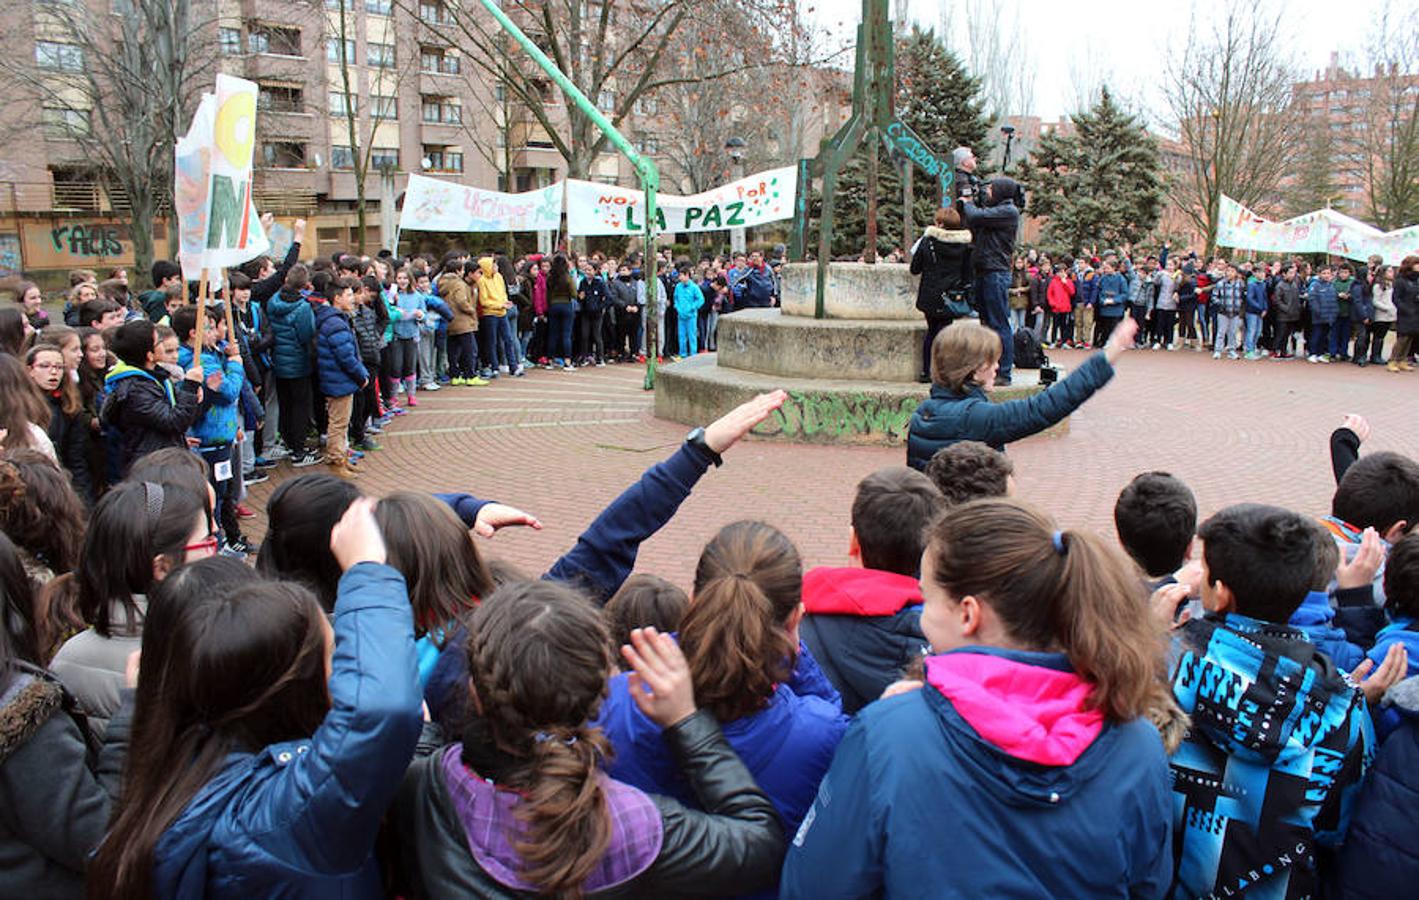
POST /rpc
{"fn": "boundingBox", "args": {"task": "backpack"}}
[1013,329,1048,369]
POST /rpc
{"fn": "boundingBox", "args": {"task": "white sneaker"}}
[498,365,510,375]
[1212,351,1221,359]
[1228,351,1239,360]
[1307,355,1320,363]
[422,381,441,391]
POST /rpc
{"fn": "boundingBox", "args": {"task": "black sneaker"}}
[290,452,322,468]
[243,470,270,485]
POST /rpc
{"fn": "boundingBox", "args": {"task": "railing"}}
[0,181,169,215]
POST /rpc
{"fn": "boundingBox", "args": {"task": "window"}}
[329,91,356,117]
[496,130,506,147]
[249,24,301,56]
[423,146,463,172]
[634,96,658,116]
[42,106,91,136]
[260,141,307,168]
[35,41,83,72]
[419,46,459,74]
[324,0,355,9]
[419,1,454,25]
[597,89,615,112]
[421,95,461,124]
[365,0,392,13]
[258,84,304,113]
[636,137,659,154]
[593,174,619,185]
[495,84,506,103]
[219,27,242,56]
[368,42,395,68]
[326,38,356,64]
[371,94,398,119]
[370,147,400,169]
[331,145,355,169]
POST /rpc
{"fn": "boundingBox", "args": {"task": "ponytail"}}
[463,581,615,896]
[926,500,1166,722]
[680,521,802,723]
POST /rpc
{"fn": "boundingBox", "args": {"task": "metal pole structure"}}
[864,127,879,263]
[901,161,913,257]
[727,136,747,254]
[474,0,662,388]
[379,165,397,254]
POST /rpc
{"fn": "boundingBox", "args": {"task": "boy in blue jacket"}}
[1244,269,1269,358]
[1169,503,1374,899]
[172,304,248,555]
[800,467,944,714]
[1307,265,1340,362]
[315,277,370,478]
[672,270,704,356]
[1290,522,1366,672]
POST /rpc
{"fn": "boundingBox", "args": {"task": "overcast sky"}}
[803,0,1392,120]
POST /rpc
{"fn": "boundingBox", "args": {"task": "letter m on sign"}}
[206,174,250,250]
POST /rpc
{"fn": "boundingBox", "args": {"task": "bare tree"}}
[938,0,1036,120]
[1339,1,1419,230]
[1161,0,1305,256]
[0,0,217,275]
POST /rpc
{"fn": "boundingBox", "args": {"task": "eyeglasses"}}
[184,532,220,555]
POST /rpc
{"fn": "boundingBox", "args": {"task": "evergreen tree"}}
[813,26,991,257]
[1284,119,1341,216]
[1018,88,1164,253]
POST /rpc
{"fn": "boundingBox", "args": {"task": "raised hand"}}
[622,627,695,729]
[472,502,543,538]
[1336,528,1384,590]
[330,497,386,570]
[1340,413,1371,444]
[1105,316,1140,363]
[702,389,789,454]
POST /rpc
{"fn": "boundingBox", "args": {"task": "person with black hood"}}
[100,319,203,476]
[960,175,1023,386]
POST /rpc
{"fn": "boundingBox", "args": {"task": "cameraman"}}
[952,146,984,206]
[960,176,1023,386]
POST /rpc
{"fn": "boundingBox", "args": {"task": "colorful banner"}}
[174,75,269,282]
[565,165,797,236]
[399,174,563,232]
[1217,194,1419,265]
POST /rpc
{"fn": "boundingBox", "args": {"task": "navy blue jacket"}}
[1289,590,1366,672]
[960,177,1022,274]
[425,443,720,727]
[314,304,368,398]
[1309,278,1340,324]
[149,563,422,899]
[907,351,1115,470]
[782,647,1173,898]
[267,287,316,379]
[1246,277,1269,314]
[1337,675,1419,897]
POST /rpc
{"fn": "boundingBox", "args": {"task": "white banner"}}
[400,174,563,232]
[174,74,269,282]
[565,165,798,236]
[1217,194,1419,265]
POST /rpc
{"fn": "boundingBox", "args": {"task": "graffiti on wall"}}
[0,233,20,277]
[50,224,125,257]
[754,390,919,442]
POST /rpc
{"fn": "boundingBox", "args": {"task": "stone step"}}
[718,308,927,383]
[655,352,1058,446]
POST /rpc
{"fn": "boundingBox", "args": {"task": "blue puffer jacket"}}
[781,647,1173,898]
[177,344,244,447]
[907,351,1115,470]
[799,566,928,715]
[1365,618,1419,741]
[1246,276,1269,314]
[314,304,368,398]
[1336,675,1419,897]
[1309,278,1340,324]
[1095,272,1129,317]
[149,563,422,899]
[1289,590,1366,672]
[594,643,848,836]
[267,287,315,379]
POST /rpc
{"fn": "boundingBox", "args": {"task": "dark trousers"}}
[578,308,606,362]
[1096,315,1121,345]
[976,270,1013,378]
[1310,322,1333,357]
[1274,320,1299,357]
[547,304,575,360]
[1178,301,1199,340]
[617,310,643,358]
[448,331,477,379]
[1366,322,1391,362]
[921,314,951,380]
[1153,309,1177,346]
[274,375,312,456]
[1050,312,1070,345]
[351,374,376,443]
[1331,318,1353,358]
[479,315,518,372]
[196,443,241,542]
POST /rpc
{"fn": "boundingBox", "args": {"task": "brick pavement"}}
[241,348,1419,590]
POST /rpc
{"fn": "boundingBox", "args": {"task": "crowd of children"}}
[1017,248,1419,367]
[7,237,1419,898]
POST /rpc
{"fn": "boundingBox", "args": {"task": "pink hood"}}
[925,651,1103,766]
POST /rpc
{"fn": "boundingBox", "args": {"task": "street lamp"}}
[726,136,747,254]
[1000,124,1016,171]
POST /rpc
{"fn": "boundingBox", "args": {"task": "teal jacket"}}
[178,343,244,446]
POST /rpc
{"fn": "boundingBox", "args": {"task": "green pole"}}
[474,0,661,388]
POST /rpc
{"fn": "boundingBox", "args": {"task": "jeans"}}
[1244,313,1263,353]
[548,303,575,361]
[1009,307,1027,330]
[479,315,519,372]
[1331,318,1352,358]
[274,375,313,456]
[706,309,719,351]
[975,270,1013,378]
[448,331,478,379]
[1310,322,1333,357]
[434,330,449,379]
[505,305,520,364]
[677,314,698,356]
[1214,314,1241,353]
[417,332,436,384]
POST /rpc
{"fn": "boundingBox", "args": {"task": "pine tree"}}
[814,26,991,257]
[1018,88,1164,254]
[1284,120,1341,216]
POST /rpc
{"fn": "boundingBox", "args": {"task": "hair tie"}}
[534,731,578,746]
[143,481,165,521]
[1051,530,1067,556]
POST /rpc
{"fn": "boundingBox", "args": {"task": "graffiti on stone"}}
[756,390,918,442]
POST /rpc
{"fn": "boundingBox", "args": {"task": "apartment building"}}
[0,0,848,277]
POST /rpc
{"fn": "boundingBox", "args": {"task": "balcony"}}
[512,143,562,170]
[0,180,168,215]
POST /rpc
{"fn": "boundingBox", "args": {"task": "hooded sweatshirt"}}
[781,647,1173,897]
[960,176,1022,274]
[1337,674,1419,896]
[475,257,508,316]
[1168,612,1374,899]
[799,567,928,715]
[436,271,478,335]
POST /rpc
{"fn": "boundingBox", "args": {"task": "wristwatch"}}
[686,427,723,467]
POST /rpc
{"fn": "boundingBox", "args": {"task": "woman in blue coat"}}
[594,521,849,844]
[906,314,1137,470]
[88,499,423,899]
[782,499,1176,898]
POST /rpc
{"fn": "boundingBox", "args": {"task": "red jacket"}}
[1047,275,1076,313]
